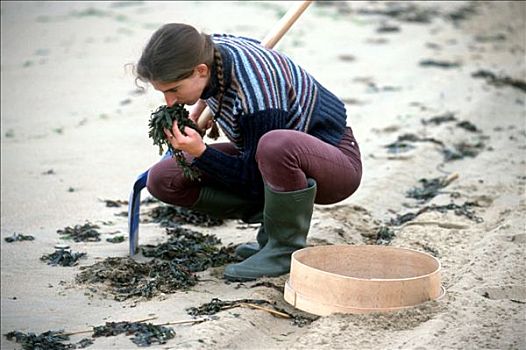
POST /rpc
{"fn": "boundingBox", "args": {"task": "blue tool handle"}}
[128,150,173,256]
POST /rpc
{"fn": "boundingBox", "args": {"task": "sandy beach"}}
[1,1,525,349]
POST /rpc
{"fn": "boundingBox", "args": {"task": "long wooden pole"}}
[196,0,313,130]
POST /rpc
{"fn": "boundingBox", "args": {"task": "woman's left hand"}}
[164,125,206,158]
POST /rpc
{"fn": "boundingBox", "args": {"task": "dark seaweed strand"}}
[185,298,318,327]
[185,298,270,316]
[148,104,201,181]
[40,249,87,267]
[92,321,175,347]
[4,233,35,242]
[4,329,93,349]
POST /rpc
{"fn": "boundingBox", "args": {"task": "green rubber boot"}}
[193,187,266,259]
[192,187,263,223]
[234,225,268,259]
[224,179,317,281]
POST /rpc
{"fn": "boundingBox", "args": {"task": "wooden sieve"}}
[284,245,444,315]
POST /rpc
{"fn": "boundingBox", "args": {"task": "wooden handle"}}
[260,0,313,48]
[196,0,313,130]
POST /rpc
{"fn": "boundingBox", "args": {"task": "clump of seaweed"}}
[57,223,102,242]
[472,69,526,93]
[41,249,87,267]
[429,202,483,223]
[148,104,201,181]
[385,133,445,154]
[4,233,35,243]
[4,320,176,349]
[143,205,223,227]
[4,329,92,349]
[76,257,198,301]
[389,212,419,226]
[356,2,439,23]
[384,140,415,154]
[141,226,240,271]
[106,236,125,243]
[93,321,175,347]
[417,243,440,257]
[456,121,479,133]
[397,133,445,146]
[389,201,482,226]
[375,226,396,245]
[419,59,461,68]
[421,112,457,125]
[250,281,284,293]
[186,298,318,327]
[102,198,156,208]
[442,141,485,161]
[102,199,128,207]
[186,298,268,316]
[406,173,458,202]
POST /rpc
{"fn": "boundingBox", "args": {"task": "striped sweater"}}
[193,34,347,199]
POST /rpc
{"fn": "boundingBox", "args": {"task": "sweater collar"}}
[200,43,232,100]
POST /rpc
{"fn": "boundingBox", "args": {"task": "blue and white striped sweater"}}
[193,34,348,198]
[205,34,318,145]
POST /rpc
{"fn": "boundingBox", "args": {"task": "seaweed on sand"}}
[385,133,445,154]
[5,320,176,349]
[4,330,92,349]
[76,257,198,301]
[143,204,223,227]
[93,321,175,347]
[472,69,526,93]
[57,223,102,242]
[406,174,458,202]
[390,201,483,226]
[41,249,87,267]
[4,233,35,242]
[442,141,485,161]
[421,112,457,125]
[141,225,240,271]
[76,227,239,300]
[186,298,318,327]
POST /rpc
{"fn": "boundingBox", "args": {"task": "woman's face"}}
[152,64,209,106]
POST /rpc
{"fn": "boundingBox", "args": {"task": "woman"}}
[135,23,362,281]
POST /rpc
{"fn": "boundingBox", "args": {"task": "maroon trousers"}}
[147,127,362,206]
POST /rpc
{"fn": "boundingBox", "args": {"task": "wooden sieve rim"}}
[285,279,447,312]
[290,245,442,282]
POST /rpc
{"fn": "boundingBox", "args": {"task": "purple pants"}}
[147,127,362,206]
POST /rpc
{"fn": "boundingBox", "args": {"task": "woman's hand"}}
[164,124,206,158]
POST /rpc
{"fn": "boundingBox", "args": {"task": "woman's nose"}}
[164,94,177,107]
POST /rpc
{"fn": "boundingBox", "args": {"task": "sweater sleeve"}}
[192,109,289,198]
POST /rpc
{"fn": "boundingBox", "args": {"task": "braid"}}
[207,45,225,139]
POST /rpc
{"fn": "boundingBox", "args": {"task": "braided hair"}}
[207,45,226,139]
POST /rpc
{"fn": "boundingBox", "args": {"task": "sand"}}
[1,1,525,349]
